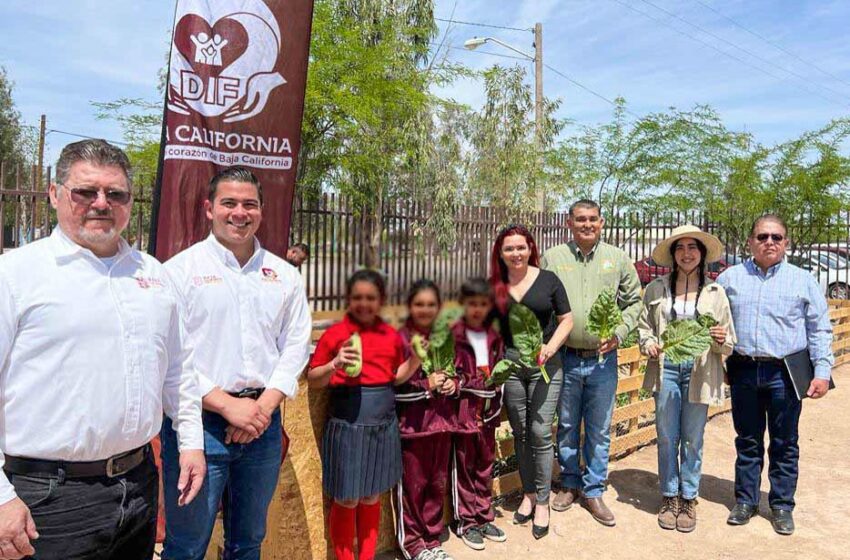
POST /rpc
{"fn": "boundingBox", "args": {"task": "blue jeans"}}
[728,359,801,511]
[160,409,282,560]
[557,349,619,497]
[654,360,708,500]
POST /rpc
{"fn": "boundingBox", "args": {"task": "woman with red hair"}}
[489,225,573,539]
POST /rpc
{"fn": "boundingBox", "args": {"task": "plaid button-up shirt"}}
[716,258,834,379]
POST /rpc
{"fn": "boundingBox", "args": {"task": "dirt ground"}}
[379,364,850,560]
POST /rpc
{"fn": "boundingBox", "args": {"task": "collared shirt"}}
[541,240,642,349]
[165,235,312,398]
[716,258,834,380]
[0,228,204,505]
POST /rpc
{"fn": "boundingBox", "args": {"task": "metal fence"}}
[293,196,850,308]
[2,160,849,307]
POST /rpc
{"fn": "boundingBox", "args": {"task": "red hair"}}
[489,224,540,314]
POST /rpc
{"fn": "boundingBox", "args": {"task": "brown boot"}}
[677,498,697,533]
[552,488,580,512]
[657,496,678,530]
[582,497,616,527]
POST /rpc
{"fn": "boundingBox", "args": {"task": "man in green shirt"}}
[541,199,641,527]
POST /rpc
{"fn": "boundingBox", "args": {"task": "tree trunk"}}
[361,187,383,269]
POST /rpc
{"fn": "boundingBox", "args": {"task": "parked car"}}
[808,243,850,261]
[633,256,735,286]
[787,253,850,299]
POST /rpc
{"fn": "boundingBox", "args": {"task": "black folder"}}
[783,348,836,400]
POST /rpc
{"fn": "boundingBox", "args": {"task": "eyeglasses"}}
[67,187,132,206]
[755,233,785,243]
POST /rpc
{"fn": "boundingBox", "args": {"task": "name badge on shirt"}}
[261,268,281,283]
[135,276,165,289]
[191,275,223,287]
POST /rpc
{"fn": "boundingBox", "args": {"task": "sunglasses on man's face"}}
[68,187,132,206]
[755,233,785,243]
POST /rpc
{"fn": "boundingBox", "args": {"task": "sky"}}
[1,0,848,166]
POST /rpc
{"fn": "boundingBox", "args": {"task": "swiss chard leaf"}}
[586,289,623,341]
[486,359,521,387]
[509,303,543,368]
[508,303,550,383]
[661,313,717,364]
[414,308,462,377]
[620,328,639,349]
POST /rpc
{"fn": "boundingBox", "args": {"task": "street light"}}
[463,37,533,60]
[464,25,546,209]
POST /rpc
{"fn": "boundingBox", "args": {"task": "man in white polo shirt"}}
[161,166,312,560]
[0,139,206,560]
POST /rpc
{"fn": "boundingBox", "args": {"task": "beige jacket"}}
[638,275,736,406]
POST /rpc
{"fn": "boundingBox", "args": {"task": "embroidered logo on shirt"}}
[261,267,280,282]
[191,275,223,286]
[136,277,165,289]
[602,260,615,271]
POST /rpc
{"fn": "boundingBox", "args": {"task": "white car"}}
[788,253,850,299]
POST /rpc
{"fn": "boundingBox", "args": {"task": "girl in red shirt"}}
[308,270,420,560]
[394,280,458,560]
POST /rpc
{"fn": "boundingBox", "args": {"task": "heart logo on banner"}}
[173,14,249,77]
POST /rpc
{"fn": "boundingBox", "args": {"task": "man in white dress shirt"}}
[160,166,311,560]
[0,139,206,560]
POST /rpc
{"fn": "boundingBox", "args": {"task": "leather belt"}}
[730,353,784,366]
[566,347,598,359]
[227,387,265,399]
[3,445,149,479]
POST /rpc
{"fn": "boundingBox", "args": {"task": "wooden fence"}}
[208,300,850,559]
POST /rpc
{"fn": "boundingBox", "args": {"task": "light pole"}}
[464,24,546,209]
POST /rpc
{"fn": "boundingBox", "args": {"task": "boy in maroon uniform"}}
[452,278,507,550]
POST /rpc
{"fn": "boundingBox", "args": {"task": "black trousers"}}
[5,452,159,559]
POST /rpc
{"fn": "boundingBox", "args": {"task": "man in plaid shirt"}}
[717,214,833,536]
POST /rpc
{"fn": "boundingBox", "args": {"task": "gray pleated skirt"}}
[322,384,402,501]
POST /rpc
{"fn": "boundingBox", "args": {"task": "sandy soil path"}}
[380,364,850,560]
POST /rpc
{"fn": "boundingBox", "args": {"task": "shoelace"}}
[660,497,677,514]
[681,499,696,517]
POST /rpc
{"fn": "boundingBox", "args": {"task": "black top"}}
[499,269,571,349]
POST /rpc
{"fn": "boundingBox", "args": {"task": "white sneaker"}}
[412,549,436,560]
[432,547,455,560]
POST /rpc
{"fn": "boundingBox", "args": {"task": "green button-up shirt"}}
[541,240,642,349]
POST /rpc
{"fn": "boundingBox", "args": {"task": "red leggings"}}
[330,500,381,560]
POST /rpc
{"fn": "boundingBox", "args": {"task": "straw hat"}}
[651,225,724,267]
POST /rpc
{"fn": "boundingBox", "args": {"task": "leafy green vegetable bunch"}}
[587,289,624,363]
[660,313,718,364]
[488,304,549,386]
[410,308,462,377]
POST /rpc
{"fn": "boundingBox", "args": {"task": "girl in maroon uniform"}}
[309,270,421,560]
[451,278,506,551]
[395,280,459,560]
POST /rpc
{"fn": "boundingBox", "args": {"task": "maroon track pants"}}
[452,424,496,535]
[395,433,452,559]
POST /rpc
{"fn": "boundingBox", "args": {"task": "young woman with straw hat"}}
[637,225,737,533]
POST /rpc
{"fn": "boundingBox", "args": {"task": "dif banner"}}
[150,0,313,260]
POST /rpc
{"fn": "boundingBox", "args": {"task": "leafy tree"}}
[466,64,562,212]
[0,67,37,182]
[706,119,850,252]
[551,98,748,220]
[298,0,444,266]
[92,97,161,247]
